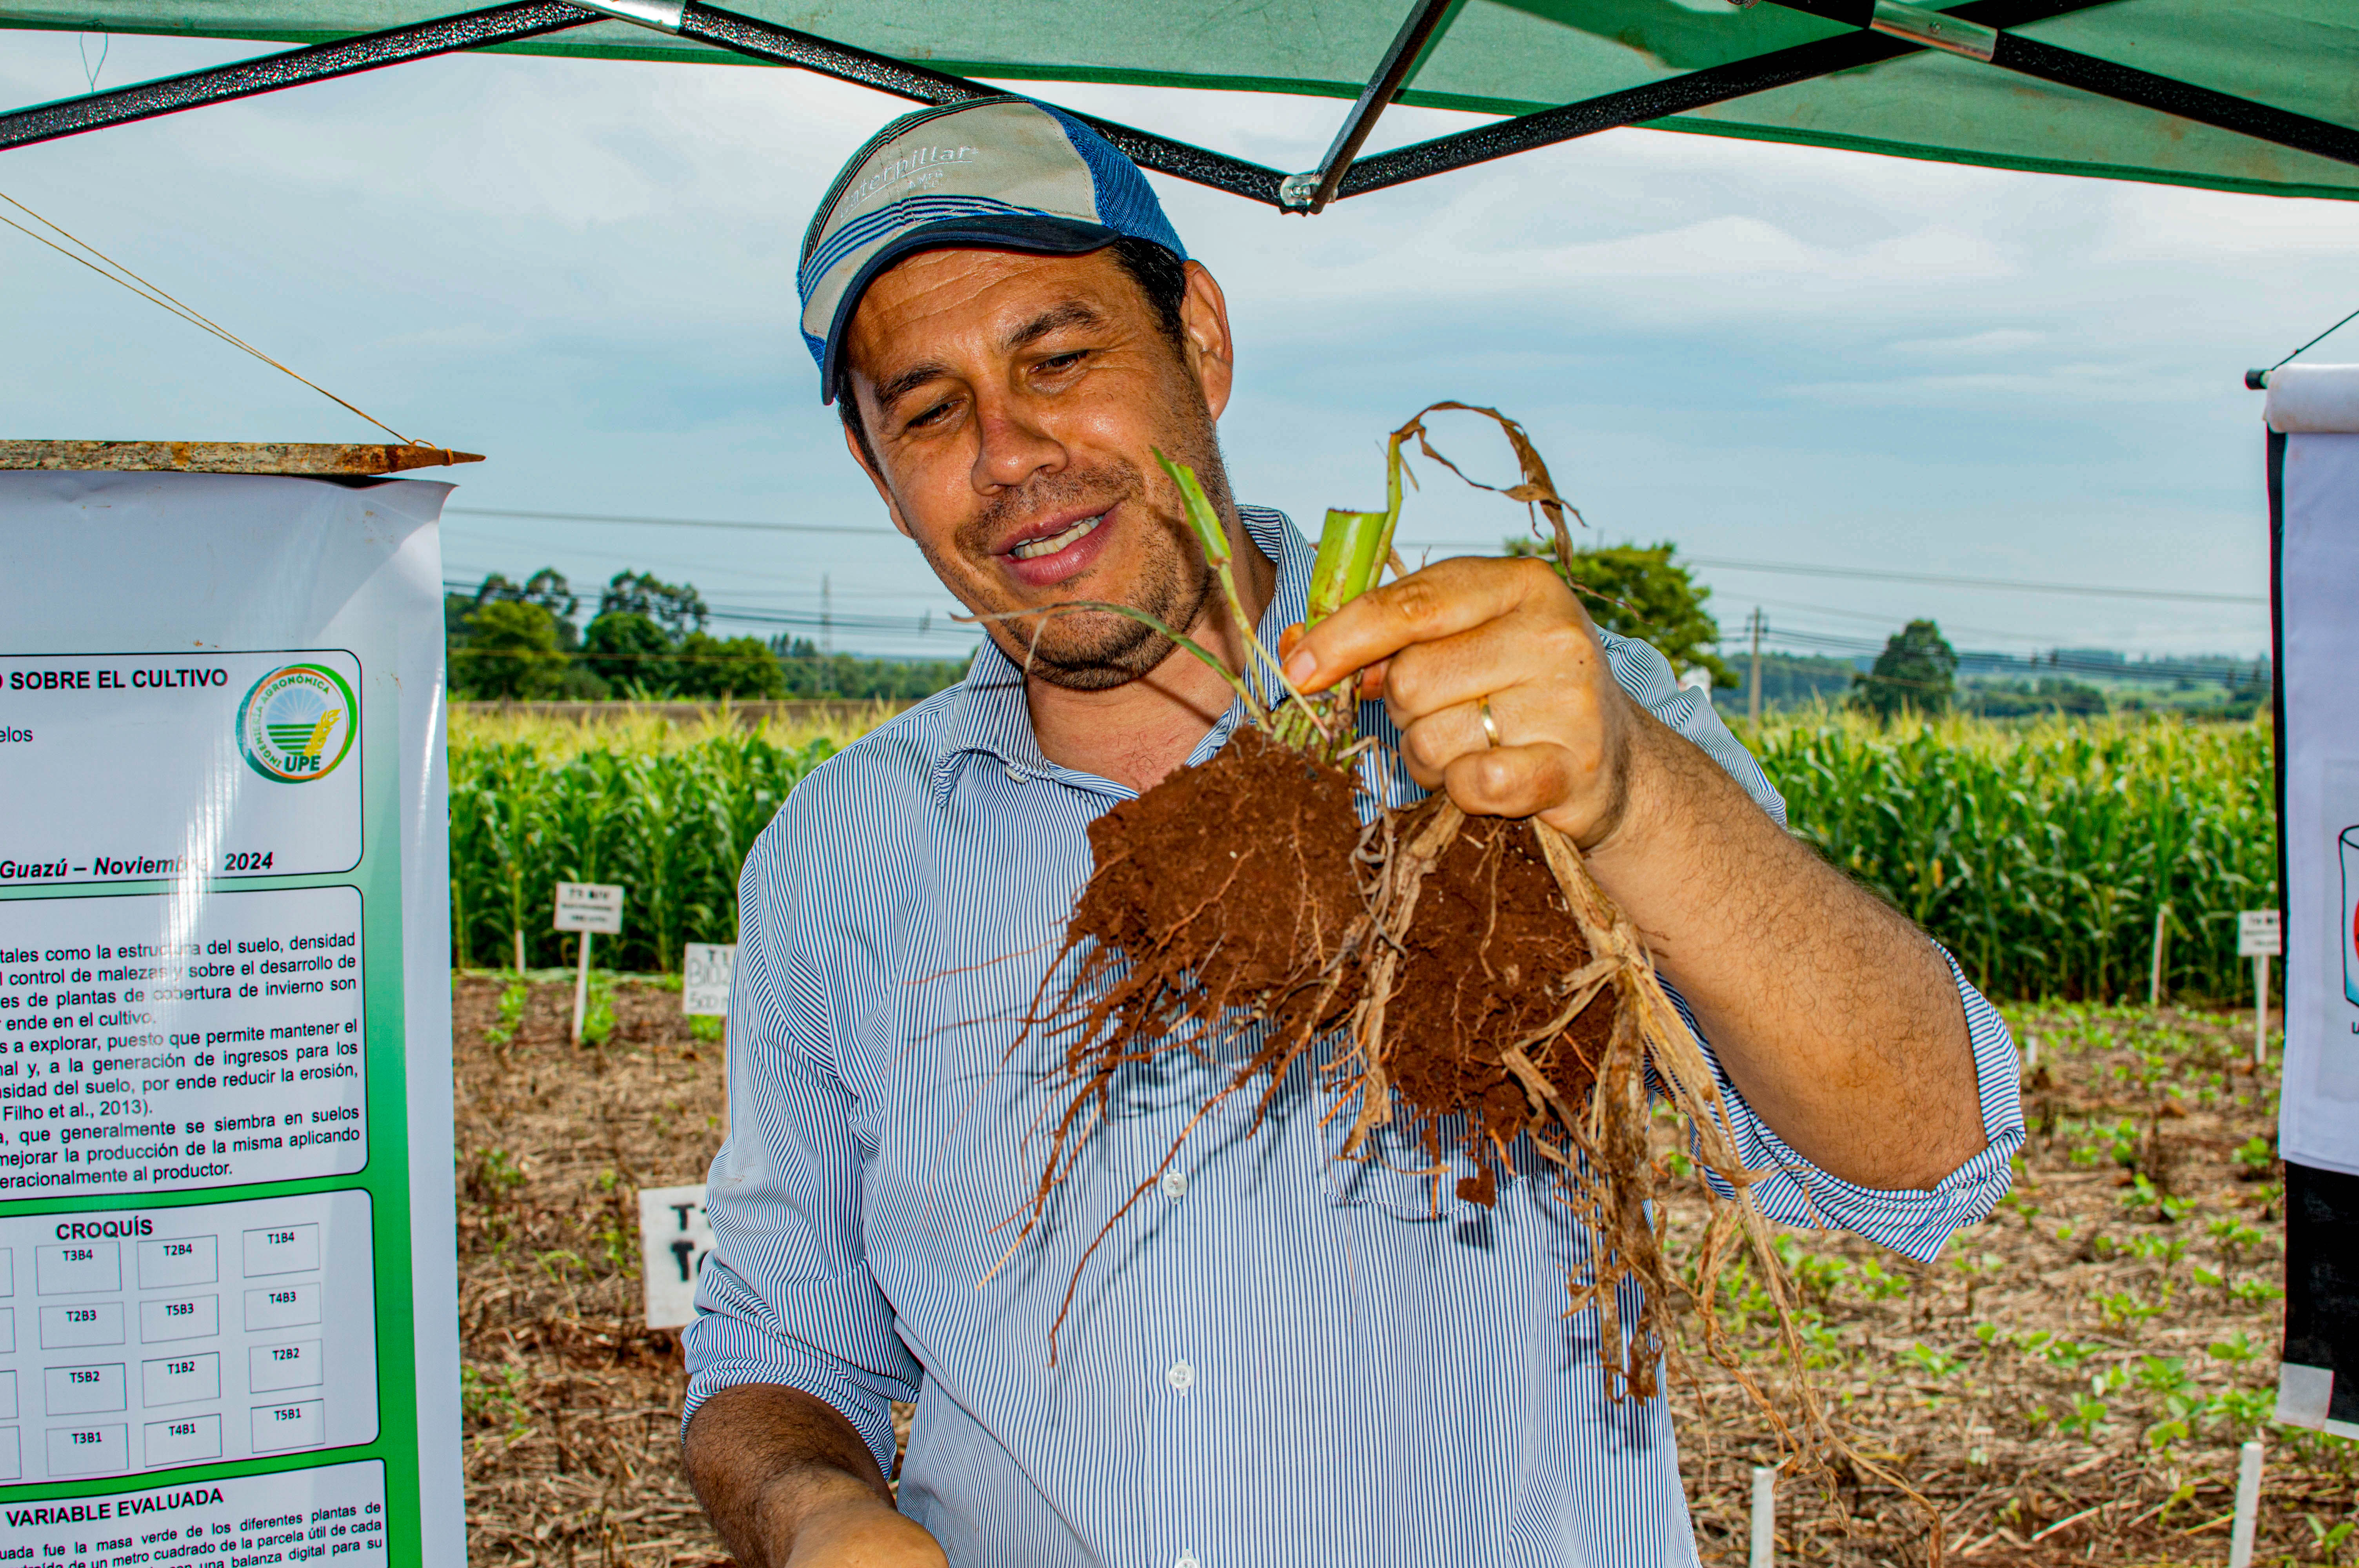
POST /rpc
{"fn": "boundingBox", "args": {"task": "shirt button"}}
[1160,1169,1187,1200]
[1166,1360,1194,1394]
[1003,763,1028,782]
[1177,1555,1200,1568]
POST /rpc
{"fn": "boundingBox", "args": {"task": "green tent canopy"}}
[2,0,2355,205]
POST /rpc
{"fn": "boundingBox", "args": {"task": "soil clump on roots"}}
[1385,806,1612,1210]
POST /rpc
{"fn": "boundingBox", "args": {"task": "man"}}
[684,97,2021,1568]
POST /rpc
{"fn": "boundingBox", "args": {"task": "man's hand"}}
[1280,553,1988,1192]
[685,1385,947,1568]
[1281,556,1644,848]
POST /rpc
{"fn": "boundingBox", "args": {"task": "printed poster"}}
[0,470,460,1560]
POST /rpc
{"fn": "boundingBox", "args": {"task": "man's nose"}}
[971,393,1064,494]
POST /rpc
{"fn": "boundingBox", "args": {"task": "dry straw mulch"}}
[453,978,2350,1566]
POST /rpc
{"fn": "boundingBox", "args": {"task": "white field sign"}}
[639,1183,712,1330]
[2241,909,2281,1069]
[556,882,626,1043]
[555,882,625,934]
[683,942,736,1016]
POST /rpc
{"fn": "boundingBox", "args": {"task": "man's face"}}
[840,246,1235,691]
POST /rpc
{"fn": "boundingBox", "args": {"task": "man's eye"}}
[904,401,954,430]
[1038,351,1087,372]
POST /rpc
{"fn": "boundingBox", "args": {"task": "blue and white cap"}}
[798,96,1187,404]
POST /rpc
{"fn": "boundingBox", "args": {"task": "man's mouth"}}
[1008,513,1106,561]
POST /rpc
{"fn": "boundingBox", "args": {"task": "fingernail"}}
[1283,650,1316,685]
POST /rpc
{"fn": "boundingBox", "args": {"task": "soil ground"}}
[453,976,2352,1566]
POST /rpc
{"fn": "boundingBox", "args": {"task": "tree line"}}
[445,568,973,701]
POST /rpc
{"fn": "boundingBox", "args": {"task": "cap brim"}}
[818,214,1121,405]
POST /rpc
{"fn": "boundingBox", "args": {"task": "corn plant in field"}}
[447,726,837,972]
[1757,716,2273,1001]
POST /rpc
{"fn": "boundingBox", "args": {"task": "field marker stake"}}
[2254,955,2268,1068]
[2227,1440,2263,1568]
[2149,904,2168,1005]
[572,929,592,1045]
[1749,1465,1775,1568]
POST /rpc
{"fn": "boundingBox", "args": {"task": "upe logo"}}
[236,664,356,783]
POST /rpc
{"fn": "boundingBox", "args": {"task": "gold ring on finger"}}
[1478,698,1501,749]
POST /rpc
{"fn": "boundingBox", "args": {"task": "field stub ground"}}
[453,976,2353,1566]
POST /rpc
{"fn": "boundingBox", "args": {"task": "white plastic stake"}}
[2149,905,2167,1006]
[1750,1465,1776,1568]
[2255,954,2269,1068]
[2228,1439,2263,1568]
[2024,1032,2039,1070]
[571,929,592,1045]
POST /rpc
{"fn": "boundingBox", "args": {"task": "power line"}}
[1677,553,2263,607]
[447,506,899,539]
[449,508,2260,608]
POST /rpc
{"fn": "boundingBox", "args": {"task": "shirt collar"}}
[929,504,1314,800]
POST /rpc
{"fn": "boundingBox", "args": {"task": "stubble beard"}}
[920,432,1238,694]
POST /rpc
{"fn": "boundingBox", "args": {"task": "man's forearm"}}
[683,1384,945,1568]
[1585,713,1985,1191]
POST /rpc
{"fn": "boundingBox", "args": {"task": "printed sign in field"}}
[0,650,362,886]
[553,884,624,935]
[2238,909,2283,958]
[638,1184,711,1331]
[681,944,735,1017]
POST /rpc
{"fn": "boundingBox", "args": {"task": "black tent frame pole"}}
[1282,0,1458,214]
[669,2,1288,205]
[1756,0,2359,170]
[0,0,2351,205]
[0,1,597,152]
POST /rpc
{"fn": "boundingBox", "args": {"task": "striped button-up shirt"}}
[685,506,2024,1568]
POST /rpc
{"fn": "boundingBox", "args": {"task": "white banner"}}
[2271,375,2359,1177]
[0,471,460,1559]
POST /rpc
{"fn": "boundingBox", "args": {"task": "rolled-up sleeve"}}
[1666,955,2025,1260]
[681,804,922,1478]
[1601,628,2025,1257]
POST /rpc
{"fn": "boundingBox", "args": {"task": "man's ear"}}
[841,403,916,540]
[1177,261,1235,422]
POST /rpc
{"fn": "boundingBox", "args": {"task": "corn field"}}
[447,709,858,974]
[1758,713,2275,1002]
[448,707,2276,1003]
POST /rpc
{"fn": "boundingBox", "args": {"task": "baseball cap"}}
[798,96,1188,404]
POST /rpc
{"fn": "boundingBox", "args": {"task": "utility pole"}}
[1747,607,1766,732]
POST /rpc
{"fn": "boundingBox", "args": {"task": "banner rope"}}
[0,186,438,453]
[2261,301,2359,381]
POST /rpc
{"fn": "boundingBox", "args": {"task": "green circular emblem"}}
[236,663,358,783]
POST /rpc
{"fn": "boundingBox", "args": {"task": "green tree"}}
[675,632,787,699]
[1504,538,1736,688]
[598,570,707,639]
[457,600,567,699]
[1853,619,1958,721]
[583,611,677,694]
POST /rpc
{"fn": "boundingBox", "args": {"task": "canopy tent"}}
[1,0,2355,211]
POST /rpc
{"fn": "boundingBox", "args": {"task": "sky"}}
[5,30,2356,667]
